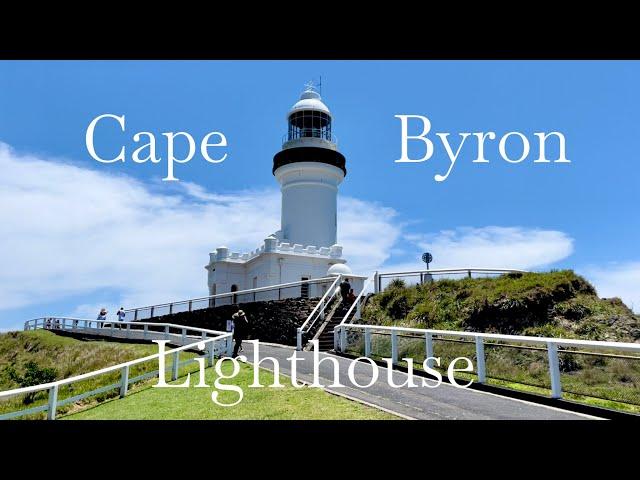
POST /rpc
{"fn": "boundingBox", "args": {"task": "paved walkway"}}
[239,342,597,420]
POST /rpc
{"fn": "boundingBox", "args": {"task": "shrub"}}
[5,361,57,404]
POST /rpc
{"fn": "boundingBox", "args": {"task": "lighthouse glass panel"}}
[288,111,332,142]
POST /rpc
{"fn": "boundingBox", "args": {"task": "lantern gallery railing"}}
[126,277,337,322]
[3,318,232,420]
[373,268,529,293]
[333,324,640,407]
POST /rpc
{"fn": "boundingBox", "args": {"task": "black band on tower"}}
[273,147,347,176]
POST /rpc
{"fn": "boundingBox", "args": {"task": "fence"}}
[2,318,232,420]
[334,324,640,407]
[373,268,529,293]
[127,277,337,322]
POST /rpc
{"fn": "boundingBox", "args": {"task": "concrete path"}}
[239,342,597,420]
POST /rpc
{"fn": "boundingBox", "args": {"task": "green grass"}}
[0,330,197,418]
[63,361,398,420]
[367,270,638,341]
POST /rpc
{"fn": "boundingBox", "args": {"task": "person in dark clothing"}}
[231,309,249,357]
[347,288,357,305]
[339,278,351,305]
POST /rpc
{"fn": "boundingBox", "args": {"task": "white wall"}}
[275,162,344,249]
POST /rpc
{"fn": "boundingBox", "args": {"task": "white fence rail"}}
[373,268,529,293]
[1,318,232,420]
[334,323,640,401]
[126,277,336,321]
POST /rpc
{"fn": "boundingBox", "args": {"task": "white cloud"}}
[580,262,640,313]
[0,143,398,322]
[394,226,575,272]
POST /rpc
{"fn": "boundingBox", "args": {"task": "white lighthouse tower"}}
[274,84,346,248]
[205,83,362,300]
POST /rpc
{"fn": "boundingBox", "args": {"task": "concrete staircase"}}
[306,301,355,352]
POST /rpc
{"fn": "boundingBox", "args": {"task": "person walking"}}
[347,288,357,305]
[231,309,249,358]
[116,307,126,330]
[339,278,351,305]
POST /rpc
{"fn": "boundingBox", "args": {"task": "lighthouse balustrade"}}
[373,268,530,293]
[334,323,640,408]
[126,277,337,322]
[4,319,232,420]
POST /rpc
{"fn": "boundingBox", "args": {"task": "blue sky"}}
[1,60,639,329]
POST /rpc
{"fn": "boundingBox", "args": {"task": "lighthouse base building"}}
[205,85,364,300]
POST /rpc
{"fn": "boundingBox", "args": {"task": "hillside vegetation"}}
[0,330,171,418]
[363,270,639,342]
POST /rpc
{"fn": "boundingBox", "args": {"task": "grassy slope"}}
[0,330,192,417]
[64,362,397,420]
[364,270,639,341]
[1,330,396,420]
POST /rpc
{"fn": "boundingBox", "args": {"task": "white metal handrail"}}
[377,268,529,277]
[126,276,336,320]
[339,276,374,326]
[334,323,640,400]
[2,318,233,420]
[374,268,529,293]
[296,275,342,350]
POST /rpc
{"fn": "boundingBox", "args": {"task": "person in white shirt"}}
[117,307,126,330]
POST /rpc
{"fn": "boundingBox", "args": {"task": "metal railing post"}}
[467,270,472,278]
[364,328,371,357]
[182,328,186,344]
[169,303,173,315]
[134,309,138,321]
[189,300,192,312]
[172,351,180,381]
[208,341,215,367]
[226,335,233,357]
[334,327,339,352]
[164,325,169,340]
[391,330,398,366]
[373,271,379,294]
[547,342,562,399]
[111,321,115,337]
[296,328,303,351]
[150,306,155,318]
[143,324,148,340]
[47,385,58,420]
[475,337,486,384]
[340,326,347,353]
[126,323,131,339]
[120,366,129,397]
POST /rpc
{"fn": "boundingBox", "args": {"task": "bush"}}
[6,361,57,404]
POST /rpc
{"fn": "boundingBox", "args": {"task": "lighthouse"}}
[205,83,362,300]
[273,85,346,248]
